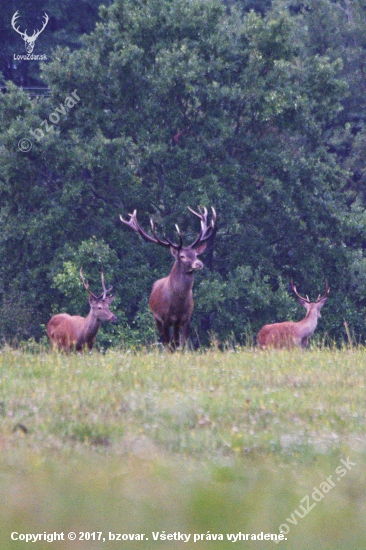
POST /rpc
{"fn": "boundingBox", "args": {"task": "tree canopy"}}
[1,0,366,346]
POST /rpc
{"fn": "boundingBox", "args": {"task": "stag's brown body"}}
[47,312,104,351]
[47,270,117,352]
[148,245,206,346]
[120,207,215,349]
[257,283,330,350]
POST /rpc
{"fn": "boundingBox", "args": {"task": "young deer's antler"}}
[291,281,330,303]
[80,269,113,300]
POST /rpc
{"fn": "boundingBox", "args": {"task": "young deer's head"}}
[80,269,117,323]
[291,281,330,319]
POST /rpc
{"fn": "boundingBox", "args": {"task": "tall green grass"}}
[0,347,365,549]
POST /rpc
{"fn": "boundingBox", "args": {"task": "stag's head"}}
[291,281,330,319]
[11,11,49,54]
[120,206,216,274]
[170,243,207,273]
[80,269,117,323]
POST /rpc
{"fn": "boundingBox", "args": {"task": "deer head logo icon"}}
[11,11,49,54]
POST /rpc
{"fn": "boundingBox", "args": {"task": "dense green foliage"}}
[1,0,366,346]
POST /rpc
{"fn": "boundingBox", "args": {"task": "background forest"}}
[1,0,366,347]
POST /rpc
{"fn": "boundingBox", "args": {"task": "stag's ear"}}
[88,294,98,305]
[104,295,115,305]
[170,246,179,259]
[318,296,328,309]
[194,242,207,256]
[297,297,311,310]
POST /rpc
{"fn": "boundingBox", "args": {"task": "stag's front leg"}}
[155,319,171,347]
[88,339,95,352]
[301,336,309,349]
[180,321,190,349]
[172,323,181,350]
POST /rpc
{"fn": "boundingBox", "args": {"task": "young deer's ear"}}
[316,284,330,309]
[317,296,328,309]
[291,281,311,310]
[88,294,98,305]
[297,297,311,310]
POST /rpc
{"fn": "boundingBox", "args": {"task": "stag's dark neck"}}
[169,260,195,295]
[79,310,101,342]
[297,306,319,336]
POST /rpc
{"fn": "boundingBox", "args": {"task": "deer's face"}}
[89,295,117,323]
[171,243,207,273]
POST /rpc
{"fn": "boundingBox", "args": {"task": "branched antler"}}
[291,281,330,303]
[120,206,216,250]
[187,206,216,248]
[80,269,113,300]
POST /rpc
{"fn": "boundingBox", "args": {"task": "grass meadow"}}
[0,346,365,549]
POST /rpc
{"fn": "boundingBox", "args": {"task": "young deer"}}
[120,206,216,349]
[47,270,117,351]
[257,282,330,349]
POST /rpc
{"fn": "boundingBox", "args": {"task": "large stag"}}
[47,270,117,351]
[257,282,330,349]
[120,206,216,349]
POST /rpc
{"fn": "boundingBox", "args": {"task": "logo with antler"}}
[11,11,49,54]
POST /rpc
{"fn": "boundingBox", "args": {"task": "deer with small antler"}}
[257,282,330,349]
[11,11,49,54]
[120,206,216,349]
[47,270,117,351]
